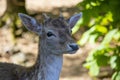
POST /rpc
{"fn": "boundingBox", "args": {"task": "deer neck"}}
[34,38,63,80]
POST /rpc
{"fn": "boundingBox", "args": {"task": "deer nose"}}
[69,43,79,51]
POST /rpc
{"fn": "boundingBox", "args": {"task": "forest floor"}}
[0,27,111,80]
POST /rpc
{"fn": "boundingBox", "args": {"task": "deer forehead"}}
[44,18,69,29]
[42,18,71,40]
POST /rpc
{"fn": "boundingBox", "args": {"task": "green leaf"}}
[110,55,117,69]
[96,25,108,34]
[113,30,120,40]
[112,71,120,80]
[78,26,96,46]
[86,50,96,62]
[101,29,118,45]
[95,53,109,66]
[83,61,93,69]
[88,34,98,44]
[77,31,90,45]
[89,60,100,76]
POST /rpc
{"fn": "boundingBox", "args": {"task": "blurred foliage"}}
[74,0,120,79]
[0,0,120,79]
[0,0,26,44]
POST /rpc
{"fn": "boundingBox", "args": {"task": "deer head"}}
[18,13,82,55]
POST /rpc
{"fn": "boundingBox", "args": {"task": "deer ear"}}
[68,12,82,29]
[18,13,42,35]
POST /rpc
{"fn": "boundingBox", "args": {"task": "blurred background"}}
[0,0,120,80]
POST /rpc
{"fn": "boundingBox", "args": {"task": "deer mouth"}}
[65,43,79,54]
[63,48,79,54]
[67,49,78,54]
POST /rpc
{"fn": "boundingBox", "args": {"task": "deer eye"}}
[47,32,54,37]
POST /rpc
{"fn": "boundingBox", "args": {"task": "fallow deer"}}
[0,12,82,80]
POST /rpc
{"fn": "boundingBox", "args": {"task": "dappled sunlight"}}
[0,0,120,80]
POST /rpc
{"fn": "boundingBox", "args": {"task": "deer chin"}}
[65,49,78,54]
[47,49,76,55]
[58,49,78,54]
[68,50,77,54]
